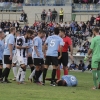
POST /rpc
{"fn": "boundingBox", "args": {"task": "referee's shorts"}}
[58,52,68,67]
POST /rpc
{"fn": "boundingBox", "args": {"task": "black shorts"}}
[45,56,58,66]
[58,52,68,66]
[27,57,33,65]
[34,58,44,66]
[4,55,12,64]
[0,60,3,65]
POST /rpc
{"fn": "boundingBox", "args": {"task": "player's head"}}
[10,27,16,35]
[92,27,99,36]
[26,30,33,39]
[0,31,5,39]
[38,30,45,38]
[54,28,59,35]
[59,28,65,37]
[16,30,21,37]
[57,80,67,86]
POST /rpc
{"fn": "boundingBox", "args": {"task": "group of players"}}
[0,27,78,87]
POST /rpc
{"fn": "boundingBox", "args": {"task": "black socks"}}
[51,69,56,84]
[0,69,2,78]
[43,68,47,84]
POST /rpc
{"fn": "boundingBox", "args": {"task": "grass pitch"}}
[0,70,99,100]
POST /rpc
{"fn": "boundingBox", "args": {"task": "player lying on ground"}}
[45,75,78,87]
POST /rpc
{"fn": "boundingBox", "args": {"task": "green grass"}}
[0,70,99,100]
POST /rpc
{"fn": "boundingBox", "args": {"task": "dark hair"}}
[26,30,33,35]
[0,31,3,34]
[58,80,63,86]
[54,28,59,35]
[93,27,99,33]
[60,28,65,33]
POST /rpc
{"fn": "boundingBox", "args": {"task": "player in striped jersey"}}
[16,30,33,84]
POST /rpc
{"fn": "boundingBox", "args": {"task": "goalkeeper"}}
[86,27,100,90]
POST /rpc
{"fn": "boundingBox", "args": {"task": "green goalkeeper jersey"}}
[90,35,100,59]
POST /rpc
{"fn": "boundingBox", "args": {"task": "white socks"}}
[16,68,23,82]
[13,67,18,78]
[20,71,26,83]
[29,69,36,79]
[39,73,43,82]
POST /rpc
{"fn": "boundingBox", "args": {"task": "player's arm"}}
[34,46,40,57]
[8,37,15,60]
[69,45,73,56]
[68,38,73,61]
[9,44,13,57]
[16,45,28,49]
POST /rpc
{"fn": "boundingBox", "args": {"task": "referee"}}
[87,27,100,90]
[57,28,73,80]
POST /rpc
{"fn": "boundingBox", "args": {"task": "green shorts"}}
[92,58,100,69]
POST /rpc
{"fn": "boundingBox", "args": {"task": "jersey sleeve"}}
[67,37,72,46]
[9,36,14,45]
[34,38,38,47]
[90,38,95,50]
[60,38,64,46]
[16,38,23,46]
[45,37,49,44]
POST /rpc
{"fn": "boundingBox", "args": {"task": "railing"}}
[0,2,23,11]
[24,0,72,6]
[72,4,100,12]
[35,13,72,22]
[35,13,99,22]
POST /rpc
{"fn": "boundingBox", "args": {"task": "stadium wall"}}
[23,6,72,25]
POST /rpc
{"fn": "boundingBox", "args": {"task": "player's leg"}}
[42,56,50,85]
[97,63,100,89]
[0,60,3,78]
[56,52,61,80]
[38,59,44,82]
[27,57,35,73]
[12,63,17,81]
[33,58,41,83]
[62,52,68,75]
[12,54,18,81]
[19,57,27,83]
[51,57,58,86]
[91,59,98,89]
[16,56,27,84]
[1,55,12,83]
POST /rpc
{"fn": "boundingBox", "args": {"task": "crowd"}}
[0,0,24,3]
[73,0,100,3]
[41,8,64,22]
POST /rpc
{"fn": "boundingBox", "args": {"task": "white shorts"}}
[12,54,18,64]
[17,56,27,65]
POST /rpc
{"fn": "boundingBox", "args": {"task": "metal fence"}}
[35,13,72,22]
[24,0,72,6]
[72,4,100,12]
[35,13,99,23]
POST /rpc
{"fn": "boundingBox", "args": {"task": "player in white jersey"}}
[12,31,21,81]
[16,30,33,84]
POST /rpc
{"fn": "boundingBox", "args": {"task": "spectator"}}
[15,20,20,30]
[20,11,27,22]
[78,60,85,70]
[51,8,57,22]
[0,20,5,29]
[47,9,52,22]
[69,61,77,70]
[41,9,46,21]
[87,61,92,71]
[59,8,64,22]
[90,15,95,25]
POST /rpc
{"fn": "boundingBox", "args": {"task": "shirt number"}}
[50,39,55,47]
